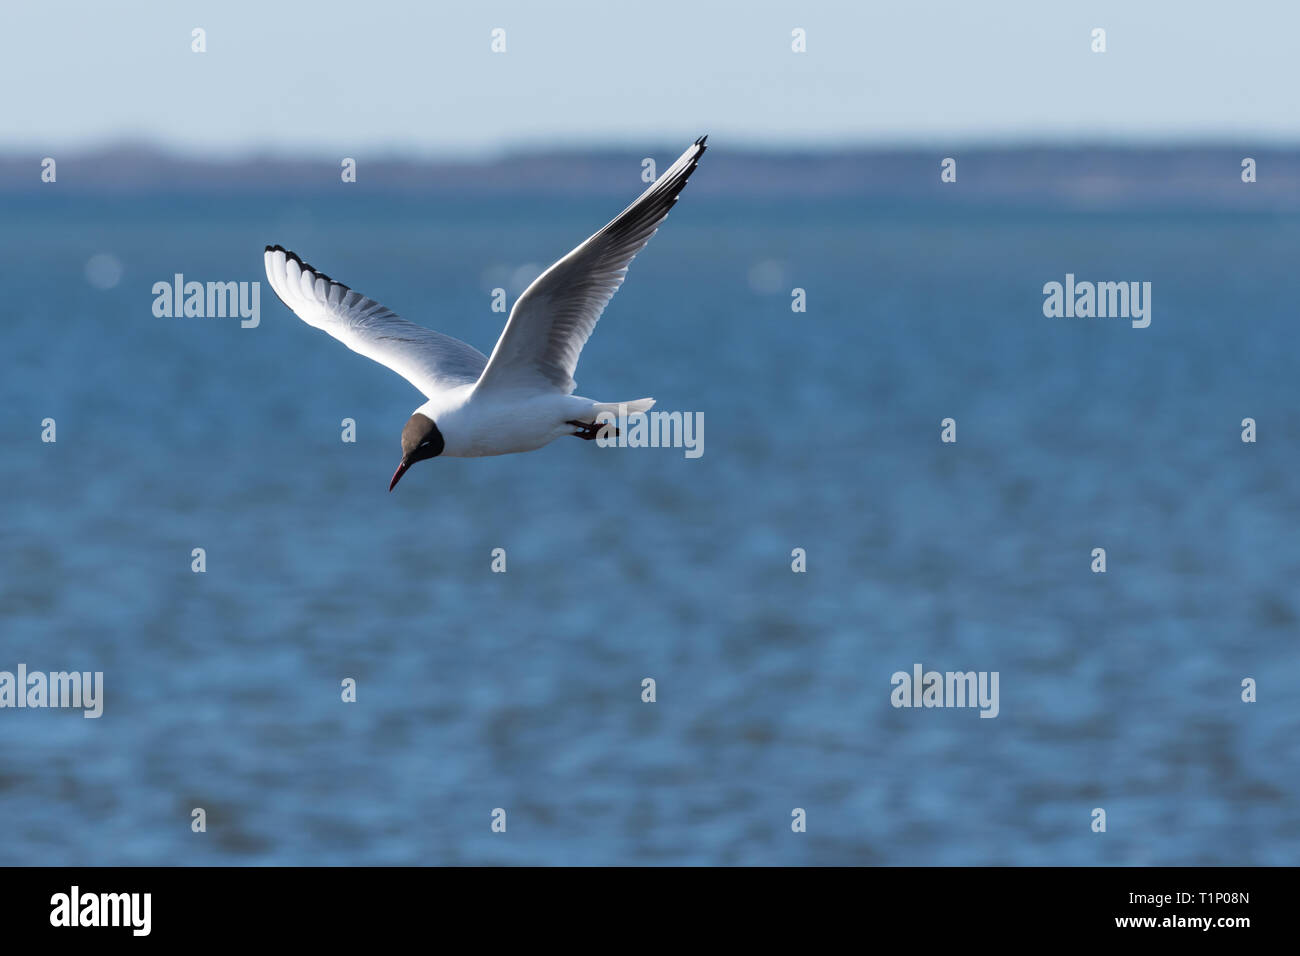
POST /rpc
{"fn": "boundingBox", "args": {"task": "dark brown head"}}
[389,413,444,491]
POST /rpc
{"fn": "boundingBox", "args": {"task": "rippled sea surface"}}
[2,186,1298,864]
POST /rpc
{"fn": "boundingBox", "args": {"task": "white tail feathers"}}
[593,398,655,417]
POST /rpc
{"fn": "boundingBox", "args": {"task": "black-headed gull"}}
[264,135,707,491]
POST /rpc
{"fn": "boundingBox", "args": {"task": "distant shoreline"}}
[4,144,1297,209]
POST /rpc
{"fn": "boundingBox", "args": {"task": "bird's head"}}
[389,412,444,491]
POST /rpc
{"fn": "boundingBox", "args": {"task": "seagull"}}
[264,135,707,491]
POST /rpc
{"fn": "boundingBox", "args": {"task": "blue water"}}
[2,188,1298,865]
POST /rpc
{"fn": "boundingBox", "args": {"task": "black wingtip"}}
[278,245,347,291]
[695,134,708,148]
[272,245,306,271]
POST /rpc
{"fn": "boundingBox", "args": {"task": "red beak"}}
[388,458,411,492]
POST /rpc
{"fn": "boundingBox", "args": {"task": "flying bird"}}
[263,135,707,491]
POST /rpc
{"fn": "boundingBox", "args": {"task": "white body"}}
[419,387,601,457]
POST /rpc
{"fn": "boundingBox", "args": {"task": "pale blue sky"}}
[2,0,1296,156]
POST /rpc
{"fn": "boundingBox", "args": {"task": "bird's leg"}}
[567,420,598,440]
[567,419,617,440]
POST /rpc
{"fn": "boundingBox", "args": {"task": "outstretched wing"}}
[263,245,487,397]
[473,135,707,395]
